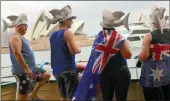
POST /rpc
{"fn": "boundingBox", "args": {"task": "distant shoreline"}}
[0,44,92,54]
[1,35,94,54]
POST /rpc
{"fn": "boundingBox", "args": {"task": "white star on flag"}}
[72,96,76,100]
[90,84,93,89]
[91,97,96,101]
[22,80,26,84]
[150,65,164,81]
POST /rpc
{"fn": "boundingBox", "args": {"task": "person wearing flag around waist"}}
[138,5,170,100]
[45,5,81,100]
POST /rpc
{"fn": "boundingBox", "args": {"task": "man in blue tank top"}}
[8,13,51,100]
[138,6,170,100]
[45,5,81,100]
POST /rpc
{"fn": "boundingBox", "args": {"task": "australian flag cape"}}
[72,29,125,100]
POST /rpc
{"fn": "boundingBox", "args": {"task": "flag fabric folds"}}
[73,29,125,100]
[139,43,170,87]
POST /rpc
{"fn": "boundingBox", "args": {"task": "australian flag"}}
[139,43,170,87]
[72,29,125,100]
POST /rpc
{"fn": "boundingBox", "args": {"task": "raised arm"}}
[120,40,132,59]
[138,33,152,62]
[64,30,81,55]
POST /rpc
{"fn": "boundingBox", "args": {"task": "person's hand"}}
[78,47,81,53]
[25,68,33,78]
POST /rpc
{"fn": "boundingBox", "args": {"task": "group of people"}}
[8,4,169,101]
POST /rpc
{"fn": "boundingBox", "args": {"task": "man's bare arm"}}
[9,35,30,71]
[138,33,151,62]
[64,30,81,54]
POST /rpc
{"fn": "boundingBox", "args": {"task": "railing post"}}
[15,76,20,100]
[1,75,20,100]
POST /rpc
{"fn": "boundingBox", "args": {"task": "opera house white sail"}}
[1,10,86,48]
[1,27,15,48]
[31,10,86,40]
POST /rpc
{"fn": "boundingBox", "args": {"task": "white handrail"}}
[1,75,19,100]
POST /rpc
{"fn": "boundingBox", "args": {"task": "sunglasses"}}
[20,24,28,28]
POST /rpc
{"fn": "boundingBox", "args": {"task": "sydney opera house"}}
[31,10,86,40]
[1,10,92,53]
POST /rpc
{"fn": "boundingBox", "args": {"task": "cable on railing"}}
[1,75,20,100]
[1,60,88,69]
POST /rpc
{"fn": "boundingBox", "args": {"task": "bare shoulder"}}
[64,29,74,41]
[144,33,152,41]
[9,34,21,44]
[145,33,151,37]
[64,29,73,37]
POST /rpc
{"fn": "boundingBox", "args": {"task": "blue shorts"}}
[54,70,79,99]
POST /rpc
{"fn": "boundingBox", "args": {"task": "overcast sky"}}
[1,1,169,36]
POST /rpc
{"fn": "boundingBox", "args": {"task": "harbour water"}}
[1,46,141,83]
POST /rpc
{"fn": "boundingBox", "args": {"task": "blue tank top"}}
[9,34,36,75]
[50,29,76,75]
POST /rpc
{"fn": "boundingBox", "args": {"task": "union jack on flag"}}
[139,43,170,87]
[72,29,125,100]
[150,44,170,61]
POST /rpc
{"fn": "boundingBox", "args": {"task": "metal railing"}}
[1,60,140,80]
[1,64,140,101]
[1,75,20,100]
[1,61,51,101]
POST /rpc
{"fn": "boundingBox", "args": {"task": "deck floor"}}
[1,81,144,100]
